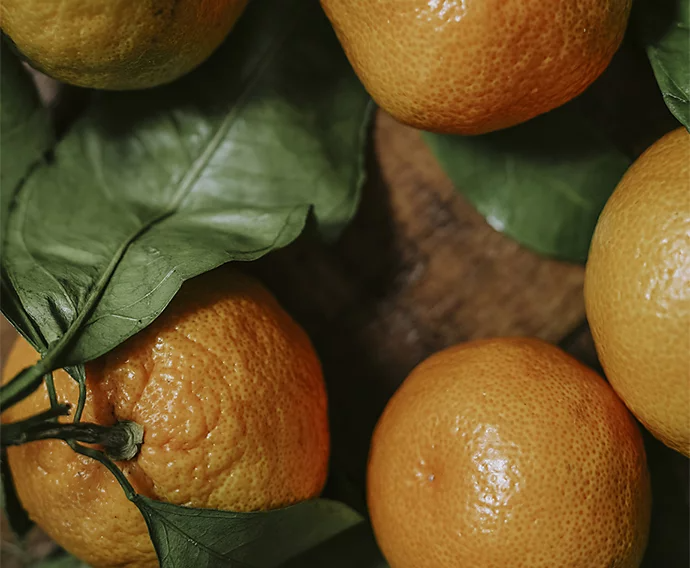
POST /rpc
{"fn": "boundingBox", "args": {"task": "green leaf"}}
[423,104,631,262]
[1,272,48,353]
[1,0,372,367]
[0,42,53,242]
[281,522,389,568]
[133,496,370,568]
[0,47,52,354]
[634,0,690,130]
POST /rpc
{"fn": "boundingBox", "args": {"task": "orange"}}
[367,338,650,568]
[585,127,690,456]
[2,268,329,568]
[320,0,631,135]
[0,0,247,89]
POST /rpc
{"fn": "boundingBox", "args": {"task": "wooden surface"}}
[2,39,688,567]
[253,111,588,479]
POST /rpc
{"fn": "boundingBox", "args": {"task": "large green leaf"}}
[635,0,690,130]
[0,46,49,520]
[423,104,631,262]
[0,43,53,239]
[132,496,379,568]
[1,0,371,368]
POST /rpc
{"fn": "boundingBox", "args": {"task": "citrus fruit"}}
[320,0,631,134]
[0,0,248,90]
[585,127,690,456]
[367,337,650,568]
[2,268,329,568]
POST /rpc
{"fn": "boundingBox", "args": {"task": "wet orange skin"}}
[367,338,651,568]
[1,0,248,89]
[2,268,329,568]
[321,0,632,134]
[585,127,690,456]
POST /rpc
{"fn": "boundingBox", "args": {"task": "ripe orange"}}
[2,268,329,568]
[367,338,650,568]
[320,0,631,134]
[0,0,247,89]
[585,127,690,456]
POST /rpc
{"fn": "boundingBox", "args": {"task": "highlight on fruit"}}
[367,338,651,568]
[585,127,690,457]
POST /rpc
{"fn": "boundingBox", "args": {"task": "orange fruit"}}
[585,127,690,456]
[2,268,329,568]
[367,338,650,568]
[0,0,247,89]
[320,0,631,134]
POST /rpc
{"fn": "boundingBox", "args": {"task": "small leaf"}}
[423,104,631,262]
[1,0,372,366]
[133,496,367,568]
[0,42,53,242]
[634,0,690,130]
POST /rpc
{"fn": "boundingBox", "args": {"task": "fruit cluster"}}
[1,1,687,568]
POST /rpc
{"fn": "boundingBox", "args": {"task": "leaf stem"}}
[44,372,59,410]
[2,418,143,461]
[65,365,88,423]
[74,378,86,424]
[0,405,70,438]
[69,441,137,500]
[0,359,51,410]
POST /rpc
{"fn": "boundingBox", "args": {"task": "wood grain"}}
[252,111,588,483]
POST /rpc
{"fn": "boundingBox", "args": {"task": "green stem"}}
[44,372,58,410]
[0,405,70,442]
[3,421,108,446]
[2,418,143,461]
[0,363,50,411]
[69,442,137,500]
[74,374,86,424]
